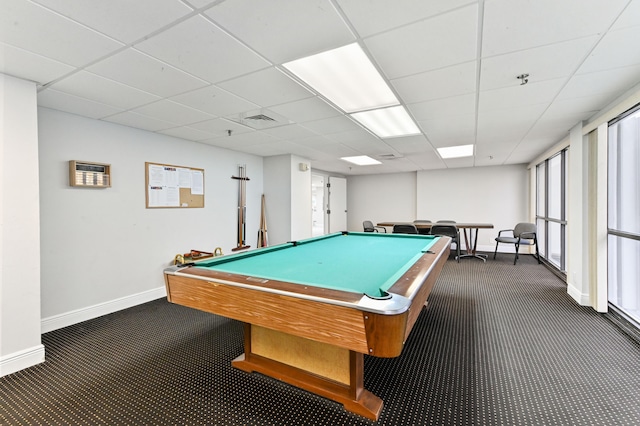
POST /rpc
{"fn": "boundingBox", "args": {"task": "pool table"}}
[164,231,450,420]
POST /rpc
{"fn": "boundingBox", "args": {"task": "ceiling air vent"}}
[245,114,276,122]
[379,153,403,160]
[228,108,291,130]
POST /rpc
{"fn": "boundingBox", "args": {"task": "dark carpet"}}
[1,254,639,425]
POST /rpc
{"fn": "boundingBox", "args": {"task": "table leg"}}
[458,228,488,262]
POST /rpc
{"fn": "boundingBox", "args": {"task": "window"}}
[536,149,568,272]
[608,104,640,324]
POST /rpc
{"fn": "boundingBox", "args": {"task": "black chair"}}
[430,224,460,262]
[413,220,432,235]
[363,220,386,233]
[393,224,419,234]
[493,222,541,265]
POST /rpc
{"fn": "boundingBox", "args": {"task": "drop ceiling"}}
[3,0,640,175]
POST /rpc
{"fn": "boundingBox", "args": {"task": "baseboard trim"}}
[41,286,167,334]
[0,344,45,377]
[567,282,589,306]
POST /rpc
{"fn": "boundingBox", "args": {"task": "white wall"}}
[0,74,44,376]
[417,165,529,251]
[290,157,312,241]
[347,166,528,252]
[347,172,416,231]
[38,108,263,329]
[263,155,311,245]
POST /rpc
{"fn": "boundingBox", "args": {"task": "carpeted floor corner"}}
[1,254,639,425]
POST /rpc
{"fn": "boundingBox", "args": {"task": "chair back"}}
[430,224,459,240]
[513,223,536,239]
[393,224,419,234]
[363,220,375,232]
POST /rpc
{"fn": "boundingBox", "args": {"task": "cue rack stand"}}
[232,165,251,251]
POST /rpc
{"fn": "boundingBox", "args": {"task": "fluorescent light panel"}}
[341,155,381,166]
[437,144,474,159]
[351,105,421,138]
[283,43,398,113]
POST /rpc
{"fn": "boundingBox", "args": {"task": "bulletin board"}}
[145,162,204,208]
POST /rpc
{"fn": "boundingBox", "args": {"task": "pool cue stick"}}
[231,165,250,251]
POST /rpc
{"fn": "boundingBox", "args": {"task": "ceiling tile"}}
[170,85,259,117]
[1,0,123,66]
[482,0,630,56]
[443,156,474,169]
[337,0,476,37]
[479,78,565,112]
[135,15,270,83]
[480,36,599,91]
[261,124,318,140]
[132,100,215,126]
[240,141,302,157]
[578,25,640,74]
[87,49,209,98]
[31,0,193,44]
[301,142,358,159]
[341,137,397,155]
[391,61,477,104]
[477,104,547,144]
[418,114,476,147]
[404,151,446,170]
[407,94,476,121]
[365,4,478,79]
[610,0,640,31]
[559,64,640,100]
[48,71,161,109]
[301,115,362,135]
[203,131,281,149]
[269,97,342,124]
[103,111,178,132]
[38,89,122,119]
[159,126,218,142]
[323,128,379,144]
[0,42,75,85]
[383,135,434,154]
[217,68,313,107]
[190,118,253,137]
[206,0,355,64]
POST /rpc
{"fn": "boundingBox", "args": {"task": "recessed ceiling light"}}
[341,155,382,166]
[283,43,398,113]
[437,144,474,159]
[351,105,420,138]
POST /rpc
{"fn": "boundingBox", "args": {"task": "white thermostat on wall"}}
[69,160,111,188]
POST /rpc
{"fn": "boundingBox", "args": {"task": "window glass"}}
[608,235,640,324]
[608,110,640,235]
[548,154,562,220]
[537,163,546,217]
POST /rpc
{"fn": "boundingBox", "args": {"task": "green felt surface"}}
[194,232,439,297]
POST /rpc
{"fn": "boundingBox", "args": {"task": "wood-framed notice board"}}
[145,162,204,208]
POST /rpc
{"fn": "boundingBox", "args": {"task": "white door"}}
[328,177,347,232]
[311,174,325,236]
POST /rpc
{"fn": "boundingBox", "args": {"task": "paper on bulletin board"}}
[147,165,180,207]
[191,170,204,195]
[146,162,204,208]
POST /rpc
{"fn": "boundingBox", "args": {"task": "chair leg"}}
[494,242,499,259]
[534,237,541,264]
[514,243,520,265]
[456,239,460,262]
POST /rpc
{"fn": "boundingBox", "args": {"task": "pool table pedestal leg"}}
[232,324,383,421]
